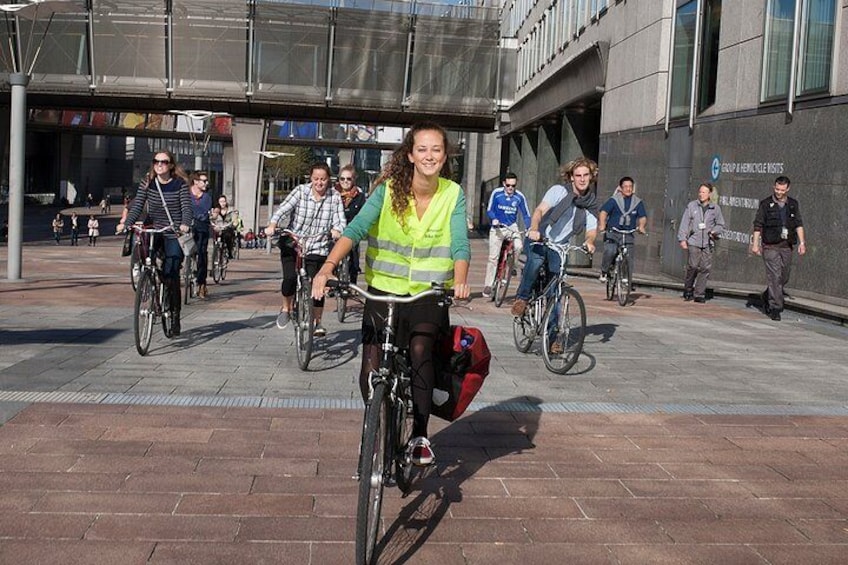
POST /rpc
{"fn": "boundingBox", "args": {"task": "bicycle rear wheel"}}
[542,286,586,374]
[336,255,350,323]
[605,263,616,301]
[356,382,388,565]
[294,282,314,370]
[134,271,156,356]
[512,297,538,353]
[160,280,174,339]
[183,255,194,305]
[617,258,631,307]
[130,244,142,291]
[394,395,415,494]
[494,251,515,307]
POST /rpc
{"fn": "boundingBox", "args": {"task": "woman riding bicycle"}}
[117,150,193,336]
[312,122,471,466]
[265,162,346,337]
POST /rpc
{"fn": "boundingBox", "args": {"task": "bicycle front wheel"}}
[294,282,314,370]
[617,258,631,306]
[542,286,586,374]
[494,252,515,308]
[134,271,156,356]
[356,382,389,565]
[336,255,350,323]
[160,280,174,339]
[211,244,223,283]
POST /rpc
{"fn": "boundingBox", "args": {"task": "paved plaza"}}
[1,223,847,564]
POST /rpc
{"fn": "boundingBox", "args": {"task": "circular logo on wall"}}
[710,155,721,181]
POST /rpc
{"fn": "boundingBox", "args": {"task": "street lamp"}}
[255,150,293,254]
[2,0,85,281]
[168,110,231,171]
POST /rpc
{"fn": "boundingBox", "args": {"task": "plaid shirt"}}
[270,184,346,255]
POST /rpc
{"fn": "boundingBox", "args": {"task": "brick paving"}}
[1,225,848,563]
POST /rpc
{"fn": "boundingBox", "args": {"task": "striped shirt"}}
[126,176,193,238]
[270,183,346,256]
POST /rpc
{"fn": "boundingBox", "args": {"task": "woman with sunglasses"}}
[335,164,367,283]
[117,151,193,336]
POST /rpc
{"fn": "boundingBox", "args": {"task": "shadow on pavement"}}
[378,396,543,564]
[0,328,125,345]
[584,322,617,344]
[178,315,276,349]
[306,328,362,371]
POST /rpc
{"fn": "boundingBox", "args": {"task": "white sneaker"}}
[598,273,607,283]
[482,286,492,298]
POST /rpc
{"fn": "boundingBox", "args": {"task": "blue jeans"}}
[515,241,562,301]
[155,236,183,282]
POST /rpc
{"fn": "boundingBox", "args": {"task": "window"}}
[669,0,723,119]
[669,1,697,119]
[762,0,836,101]
[698,0,722,111]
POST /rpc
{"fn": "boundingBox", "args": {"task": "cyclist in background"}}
[211,194,238,260]
[597,176,647,287]
[117,150,193,335]
[189,171,213,299]
[312,122,471,466]
[265,162,346,337]
[511,158,599,318]
[335,164,367,284]
[483,172,531,298]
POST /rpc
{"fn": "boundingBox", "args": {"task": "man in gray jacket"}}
[678,183,725,303]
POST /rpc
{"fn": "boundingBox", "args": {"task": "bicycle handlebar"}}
[122,225,178,235]
[327,280,453,305]
[609,227,639,235]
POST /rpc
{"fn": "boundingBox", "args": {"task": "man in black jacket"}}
[750,176,806,321]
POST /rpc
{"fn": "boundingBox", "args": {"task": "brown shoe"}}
[549,340,564,355]
[511,298,527,317]
[198,284,208,299]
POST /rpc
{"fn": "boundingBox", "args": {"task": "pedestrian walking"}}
[750,176,806,321]
[87,215,100,246]
[677,183,725,303]
[51,213,64,245]
[70,213,80,246]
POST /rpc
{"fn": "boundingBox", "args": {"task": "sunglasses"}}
[152,159,171,165]
[198,179,209,183]
[505,183,516,187]
[339,177,354,182]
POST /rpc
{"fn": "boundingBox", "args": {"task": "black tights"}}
[360,322,440,439]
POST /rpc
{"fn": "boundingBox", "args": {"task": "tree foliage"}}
[263,145,312,183]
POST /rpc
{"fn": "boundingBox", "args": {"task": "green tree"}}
[264,145,312,191]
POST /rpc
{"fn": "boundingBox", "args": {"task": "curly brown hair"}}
[371,122,453,229]
[559,156,598,183]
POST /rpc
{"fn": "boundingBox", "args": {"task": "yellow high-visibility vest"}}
[366,178,460,295]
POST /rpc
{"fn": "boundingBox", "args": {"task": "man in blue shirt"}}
[597,176,647,287]
[511,158,599,319]
[483,173,532,297]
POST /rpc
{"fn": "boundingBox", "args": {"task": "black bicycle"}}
[605,227,638,306]
[328,280,450,565]
[210,231,230,284]
[182,246,199,305]
[335,253,352,322]
[128,225,178,355]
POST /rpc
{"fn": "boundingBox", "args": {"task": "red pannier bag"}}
[431,326,491,422]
